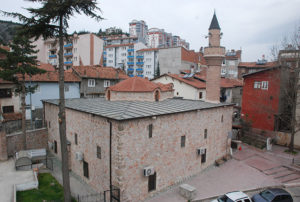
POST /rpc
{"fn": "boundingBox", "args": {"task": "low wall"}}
[6,128,48,157]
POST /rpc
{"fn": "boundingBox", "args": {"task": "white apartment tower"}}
[32,33,104,70]
[129,20,148,44]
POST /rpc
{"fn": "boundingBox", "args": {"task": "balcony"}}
[137,75,144,78]
[136,55,144,59]
[127,62,134,65]
[127,68,134,72]
[127,55,134,59]
[103,51,106,55]
[49,54,57,58]
[136,62,144,65]
[64,52,73,57]
[129,74,134,77]
[64,61,73,65]
[136,68,143,72]
[127,49,134,52]
[64,43,73,48]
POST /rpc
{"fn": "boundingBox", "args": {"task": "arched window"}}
[107,90,111,101]
[154,90,160,102]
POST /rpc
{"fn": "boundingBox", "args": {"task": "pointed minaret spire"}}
[209,10,221,30]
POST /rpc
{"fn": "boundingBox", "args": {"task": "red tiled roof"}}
[72,66,128,80]
[220,78,243,88]
[238,61,278,68]
[0,45,10,52]
[0,78,13,84]
[108,76,173,92]
[167,74,206,89]
[105,43,134,49]
[181,47,199,63]
[36,63,56,71]
[24,71,80,82]
[137,48,159,52]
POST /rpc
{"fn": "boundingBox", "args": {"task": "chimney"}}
[203,11,225,103]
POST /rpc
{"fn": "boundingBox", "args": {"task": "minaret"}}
[204,12,225,103]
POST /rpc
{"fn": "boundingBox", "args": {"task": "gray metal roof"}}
[43,98,233,121]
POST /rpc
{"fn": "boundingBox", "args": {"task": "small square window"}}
[104,80,110,87]
[254,81,261,89]
[261,81,269,90]
[181,136,186,147]
[75,133,78,145]
[2,106,14,113]
[201,149,206,163]
[199,92,203,99]
[204,129,207,139]
[97,146,101,159]
[88,79,95,87]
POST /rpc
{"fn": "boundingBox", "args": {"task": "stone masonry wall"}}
[6,128,48,157]
[110,90,173,102]
[117,106,233,201]
[0,129,7,161]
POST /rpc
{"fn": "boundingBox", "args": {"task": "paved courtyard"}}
[146,144,300,202]
[0,159,34,202]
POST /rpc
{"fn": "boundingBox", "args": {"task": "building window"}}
[199,92,203,99]
[261,81,269,90]
[64,84,69,92]
[88,79,95,87]
[181,136,186,147]
[148,124,153,138]
[35,85,40,93]
[75,133,78,145]
[97,146,101,159]
[108,48,113,51]
[74,57,77,61]
[148,172,156,192]
[104,80,110,87]
[201,149,207,163]
[204,129,207,139]
[108,60,113,63]
[254,81,261,89]
[0,89,12,98]
[74,48,77,53]
[108,54,113,57]
[2,106,14,113]
[83,161,89,178]
[54,140,57,154]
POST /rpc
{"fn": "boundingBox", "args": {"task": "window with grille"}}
[88,79,95,87]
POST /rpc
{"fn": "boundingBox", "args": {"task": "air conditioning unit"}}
[48,141,53,150]
[75,152,84,161]
[143,166,154,177]
[197,148,206,155]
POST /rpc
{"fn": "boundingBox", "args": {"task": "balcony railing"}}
[103,51,106,55]
[136,68,143,72]
[49,55,57,58]
[136,55,144,59]
[127,49,134,52]
[127,55,134,58]
[64,61,73,65]
[137,75,143,78]
[64,52,73,56]
[129,74,134,77]
[136,62,144,65]
[127,62,134,65]
[127,68,134,72]
[64,43,73,48]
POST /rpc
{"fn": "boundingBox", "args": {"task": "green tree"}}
[155,61,160,78]
[0,34,45,150]
[2,1,103,201]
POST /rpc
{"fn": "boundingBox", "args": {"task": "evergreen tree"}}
[155,61,161,78]
[0,34,45,150]
[2,1,103,201]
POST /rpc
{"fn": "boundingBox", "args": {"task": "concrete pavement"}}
[146,144,300,202]
[0,159,34,202]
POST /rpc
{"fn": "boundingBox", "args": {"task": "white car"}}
[212,191,252,202]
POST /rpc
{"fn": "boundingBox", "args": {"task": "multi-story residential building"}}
[104,42,147,77]
[100,35,138,47]
[158,47,199,74]
[129,20,148,44]
[32,33,104,70]
[105,27,122,35]
[136,48,159,79]
[71,65,128,98]
[221,49,242,78]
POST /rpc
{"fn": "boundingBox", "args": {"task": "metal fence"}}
[77,193,105,202]
[78,185,120,202]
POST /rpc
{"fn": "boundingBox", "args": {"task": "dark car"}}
[252,188,293,202]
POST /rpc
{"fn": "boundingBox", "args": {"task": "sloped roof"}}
[220,78,243,88]
[36,63,56,71]
[242,66,280,78]
[44,98,233,121]
[238,61,278,68]
[24,71,80,82]
[166,74,206,89]
[137,48,159,52]
[108,76,173,92]
[72,65,128,80]
[209,12,221,30]
[105,43,134,49]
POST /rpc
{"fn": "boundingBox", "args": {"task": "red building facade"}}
[241,67,284,131]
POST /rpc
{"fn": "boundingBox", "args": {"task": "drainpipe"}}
[109,120,112,201]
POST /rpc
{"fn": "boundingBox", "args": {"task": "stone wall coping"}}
[6,128,47,137]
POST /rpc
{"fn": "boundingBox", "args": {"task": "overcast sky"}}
[2,0,300,61]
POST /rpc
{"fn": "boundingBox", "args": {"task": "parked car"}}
[252,188,293,202]
[212,191,252,202]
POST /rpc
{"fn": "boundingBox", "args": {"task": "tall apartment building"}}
[104,42,147,77]
[32,33,104,70]
[129,20,148,44]
[136,48,159,79]
[100,35,139,46]
[221,49,242,78]
[147,28,190,49]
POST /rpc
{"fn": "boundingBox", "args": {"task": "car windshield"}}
[260,190,274,201]
[217,195,234,202]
